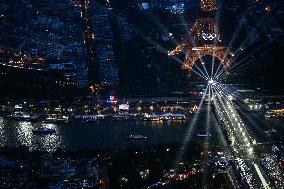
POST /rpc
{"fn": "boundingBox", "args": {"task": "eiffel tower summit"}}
[169,0,231,75]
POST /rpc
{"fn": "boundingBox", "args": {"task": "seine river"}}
[0,111,282,152]
[0,118,189,152]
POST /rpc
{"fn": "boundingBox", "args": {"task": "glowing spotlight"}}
[208,79,215,85]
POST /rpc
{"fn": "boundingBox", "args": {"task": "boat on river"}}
[128,135,148,140]
[7,112,39,122]
[32,127,56,135]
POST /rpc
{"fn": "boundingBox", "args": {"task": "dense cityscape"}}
[0,0,284,188]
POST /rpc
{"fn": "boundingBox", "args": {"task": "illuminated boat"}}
[128,135,148,139]
[45,114,69,123]
[197,132,211,137]
[264,109,284,119]
[74,114,105,122]
[142,113,186,121]
[7,112,39,121]
[32,127,56,134]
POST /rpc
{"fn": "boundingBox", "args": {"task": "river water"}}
[1,112,282,152]
[0,117,188,151]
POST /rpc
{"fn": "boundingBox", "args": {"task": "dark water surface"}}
[1,112,282,152]
[0,118,188,151]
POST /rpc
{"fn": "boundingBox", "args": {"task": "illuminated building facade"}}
[200,0,216,11]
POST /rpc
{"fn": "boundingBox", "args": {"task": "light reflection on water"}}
[1,120,63,152]
[0,117,7,145]
[3,116,281,152]
[0,118,188,152]
[16,121,33,147]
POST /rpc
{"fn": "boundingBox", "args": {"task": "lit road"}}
[209,83,282,189]
[253,163,271,189]
[235,100,284,144]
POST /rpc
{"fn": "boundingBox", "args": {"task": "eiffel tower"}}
[169,0,231,74]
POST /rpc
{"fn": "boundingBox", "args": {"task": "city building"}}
[90,3,119,90]
[0,0,88,91]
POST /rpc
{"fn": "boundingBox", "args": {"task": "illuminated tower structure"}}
[169,0,231,73]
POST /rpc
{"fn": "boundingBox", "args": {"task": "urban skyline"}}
[0,0,283,189]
